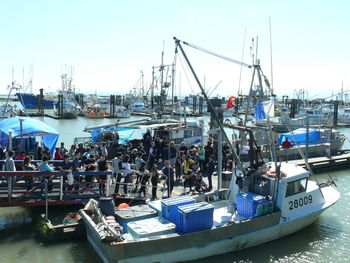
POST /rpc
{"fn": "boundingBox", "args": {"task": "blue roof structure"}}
[0,117,59,154]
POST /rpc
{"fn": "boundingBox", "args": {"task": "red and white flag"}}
[226,96,236,110]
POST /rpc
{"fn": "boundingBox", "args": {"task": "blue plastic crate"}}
[236,192,266,218]
[178,202,214,233]
[161,196,195,223]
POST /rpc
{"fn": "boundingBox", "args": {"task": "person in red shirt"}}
[54,148,63,160]
[281,138,292,161]
[15,151,26,170]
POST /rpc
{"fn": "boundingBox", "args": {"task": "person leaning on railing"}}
[39,156,53,192]
[23,155,37,192]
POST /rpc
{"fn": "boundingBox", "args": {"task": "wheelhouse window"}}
[184,130,192,138]
[193,128,202,137]
[285,178,308,197]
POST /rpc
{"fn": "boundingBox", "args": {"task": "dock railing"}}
[0,170,112,207]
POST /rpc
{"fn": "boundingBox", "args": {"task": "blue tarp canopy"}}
[278,128,321,146]
[91,127,144,144]
[0,117,59,154]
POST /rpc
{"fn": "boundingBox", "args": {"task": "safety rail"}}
[0,171,113,207]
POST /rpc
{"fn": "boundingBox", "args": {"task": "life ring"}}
[266,170,287,178]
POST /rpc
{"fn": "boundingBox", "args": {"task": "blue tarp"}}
[0,117,59,154]
[254,103,266,120]
[278,128,321,146]
[91,127,143,144]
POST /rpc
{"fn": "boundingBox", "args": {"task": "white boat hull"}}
[83,207,322,263]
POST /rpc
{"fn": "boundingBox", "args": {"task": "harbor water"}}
[0,116,349,263]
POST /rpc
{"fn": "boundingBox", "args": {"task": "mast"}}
[174,37,245,173]
[151,66,155,110]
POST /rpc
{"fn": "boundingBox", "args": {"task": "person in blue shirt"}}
[39,156,53,192]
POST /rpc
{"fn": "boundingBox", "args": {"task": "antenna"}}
[238,27,247,95]
[269,17,274,95]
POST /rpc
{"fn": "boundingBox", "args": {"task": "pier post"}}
[193,96,197,114]
[290,99,297,118]
[333,100,339,126]
[199,96,203,115]
[58,94,63,118]
[38,88,44,116]
[110,95,115,117]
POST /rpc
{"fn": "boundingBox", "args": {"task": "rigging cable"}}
[182,41,252,68]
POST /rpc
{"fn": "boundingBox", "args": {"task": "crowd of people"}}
[2,131,237,200]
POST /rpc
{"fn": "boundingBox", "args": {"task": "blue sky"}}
[0,0,349,99]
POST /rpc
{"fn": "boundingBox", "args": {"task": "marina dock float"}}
[290,152,350,172]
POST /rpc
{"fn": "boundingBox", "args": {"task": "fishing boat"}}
[114,106,131,118]
[55,73,80,119]
[37,212,85,242]
[241,127,345,161]
[79,161,339,263]
[295,108,329,125]
[0,103,19,119]
[79,36,340,262]
[148,120,205,145]
[16,92,55,109]
[84,104,107,119]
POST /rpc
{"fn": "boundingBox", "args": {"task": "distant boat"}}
[84,104,107,119]
[130,100,146,112]
[114,106,131,118]
[54,73,80,119]
[0,104,19,119]
[16,92,55,109]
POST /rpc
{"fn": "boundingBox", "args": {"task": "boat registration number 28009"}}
[288,195,312,210]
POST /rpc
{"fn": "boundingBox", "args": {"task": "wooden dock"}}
[290,153,350,172]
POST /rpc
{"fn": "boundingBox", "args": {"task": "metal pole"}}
[59,176,63,201]
[45,179,48,221]
[306,117,309,160]
[217,129,223,191]
[8,130,13,151]
[329,127,333,158]
[151,66,154,110]
[19,118,24,152]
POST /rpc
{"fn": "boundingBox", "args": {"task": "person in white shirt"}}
[112,153,123,195]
